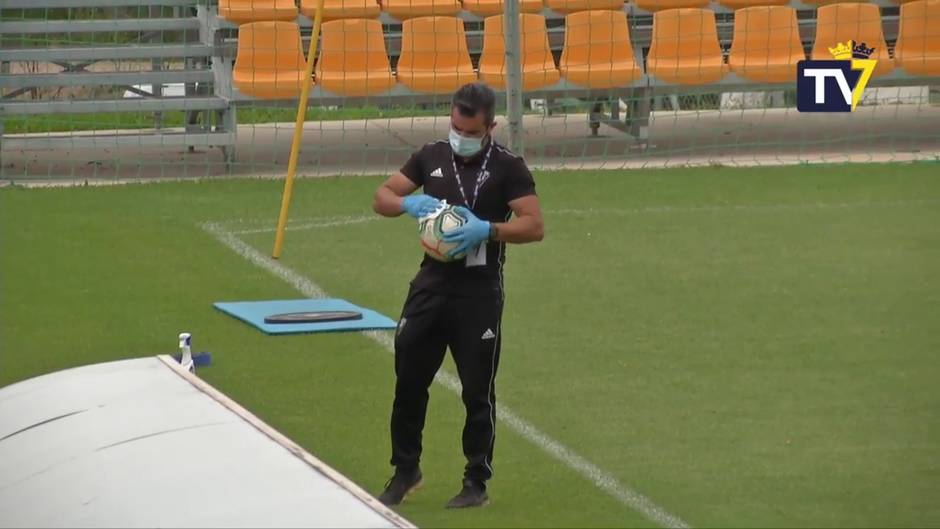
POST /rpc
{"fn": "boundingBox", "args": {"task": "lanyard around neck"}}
[451,142,494,210]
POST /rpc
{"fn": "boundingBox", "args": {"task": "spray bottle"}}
[178,332,195,373]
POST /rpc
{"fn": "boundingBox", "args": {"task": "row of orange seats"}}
[221,0,557,23]
[232,2,940,99]
[220,0,916,23]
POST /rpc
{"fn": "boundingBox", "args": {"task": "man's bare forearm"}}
[492,214,544,244]
[373,184,406,218]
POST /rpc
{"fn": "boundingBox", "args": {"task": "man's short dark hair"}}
[452,83,496,126]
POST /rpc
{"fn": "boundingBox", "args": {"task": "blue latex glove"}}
[443,206,491,259]
[401,194,442,218]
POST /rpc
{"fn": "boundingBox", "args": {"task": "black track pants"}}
[390,286,503,482]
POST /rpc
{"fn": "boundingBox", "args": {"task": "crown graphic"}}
[828,40,875,59]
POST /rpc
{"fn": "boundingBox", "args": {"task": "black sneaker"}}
[445,479,489,509]
[377,467,423,506]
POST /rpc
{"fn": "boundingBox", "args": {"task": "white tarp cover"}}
[0,357,409,528]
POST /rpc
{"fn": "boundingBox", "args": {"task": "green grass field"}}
[2,163,939,527]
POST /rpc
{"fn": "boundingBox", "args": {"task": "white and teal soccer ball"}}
[418,201,467,262]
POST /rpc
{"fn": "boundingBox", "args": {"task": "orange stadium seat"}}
[380,0,461,19]
[717,0,788,10]
[812,3,894,76]
[647,8,726,85]
[545,0,625,14]
[728,6,805,83]
[315,19,396,96]
[558,10,642,88]
[218,0,298,24]
[635,0,708,12]
[462,0,544,16]
[233,21,308,99]
[396,16,477,93]
[479,14,560,90]
[894,0,940,75]
[299,0,381,20]
[798,0,867,5]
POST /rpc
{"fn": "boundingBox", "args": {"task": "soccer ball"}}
[418,202,467,262]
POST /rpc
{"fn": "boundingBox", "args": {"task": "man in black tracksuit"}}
[372,83,544,509]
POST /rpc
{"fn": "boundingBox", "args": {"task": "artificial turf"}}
[2,162,938,527]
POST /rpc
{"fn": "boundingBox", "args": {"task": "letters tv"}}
[796,60,863,113]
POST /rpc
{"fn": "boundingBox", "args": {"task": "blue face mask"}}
[449,127,485,158]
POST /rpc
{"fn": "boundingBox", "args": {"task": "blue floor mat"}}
[214,298,398,335]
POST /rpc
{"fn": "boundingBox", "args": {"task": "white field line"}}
[229,215,379,235]
[219,198,940,235]
[201,221,691,529]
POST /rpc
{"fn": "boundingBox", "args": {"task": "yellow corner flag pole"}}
[272,0,324,259]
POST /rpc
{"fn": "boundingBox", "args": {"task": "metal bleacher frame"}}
[1,0,938,167]
[0,0,237,164]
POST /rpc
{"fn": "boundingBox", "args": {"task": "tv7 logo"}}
[797,59,878,112]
